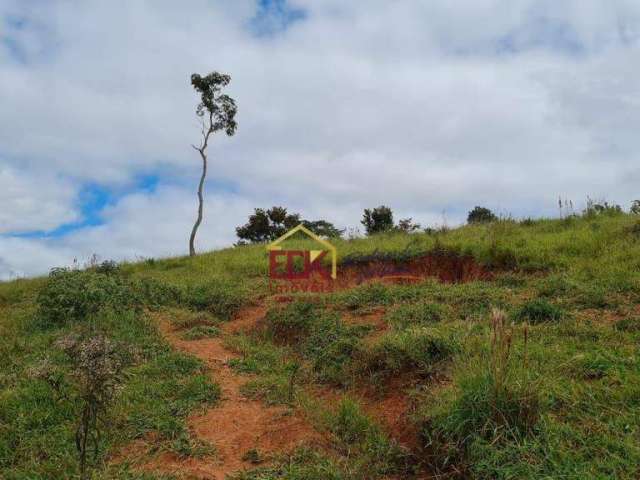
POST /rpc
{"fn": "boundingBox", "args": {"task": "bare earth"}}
[132,306,322,479]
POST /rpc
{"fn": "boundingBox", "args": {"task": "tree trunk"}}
[189,148,207,256]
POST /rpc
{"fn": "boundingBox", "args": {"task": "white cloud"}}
[1,0,640,278]
[0,165,78,233]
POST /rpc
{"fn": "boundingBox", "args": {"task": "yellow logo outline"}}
[266,224,337,279]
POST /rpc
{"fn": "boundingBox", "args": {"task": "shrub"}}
[93,260,120,275]
[514,298,563,324]
[55,333,131,479]
[467,206,497,224]
[385,302,445,329]
[583,198,623,218]
[37,268,139,326]
[361,206,394,235]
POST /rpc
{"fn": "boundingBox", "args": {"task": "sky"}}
[1,0,639,279]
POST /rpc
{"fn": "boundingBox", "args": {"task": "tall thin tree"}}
[189,72,238,256]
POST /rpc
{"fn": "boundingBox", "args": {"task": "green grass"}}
[0,272,220,479]
[2,213,640,478]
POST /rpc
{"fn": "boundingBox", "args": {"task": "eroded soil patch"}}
[121,310,323,479]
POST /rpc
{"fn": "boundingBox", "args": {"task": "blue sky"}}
[1,0,639,279]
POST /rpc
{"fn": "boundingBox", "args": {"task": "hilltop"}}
[1,213,639,479]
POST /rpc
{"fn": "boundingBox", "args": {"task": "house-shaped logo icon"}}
[266,224,337,280]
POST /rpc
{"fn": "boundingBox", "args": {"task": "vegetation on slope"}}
[1,212,639,478]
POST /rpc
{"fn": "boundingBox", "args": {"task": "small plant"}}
[56,333,131,479]
[242,448,264,464]
[182,325,220,340]
[514,298,563,324]
[171,431,214,459]
[286,360,301,404]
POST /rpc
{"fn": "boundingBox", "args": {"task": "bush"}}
[467,206,497,224]
[361,206,394,235]
[514,298,563,324]
[56,333,132,479]
[37,268,139,326]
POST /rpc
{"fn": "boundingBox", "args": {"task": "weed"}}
[170,431,213,459]
[182,325,220,340]
[169,309,218,330]
[242,448,264,464]
[56,333,131,479]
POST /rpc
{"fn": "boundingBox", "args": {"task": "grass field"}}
[1,212,639,479]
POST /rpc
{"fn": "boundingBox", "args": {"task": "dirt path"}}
[140,306,322,479]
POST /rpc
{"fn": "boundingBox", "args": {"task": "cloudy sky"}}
[1,0,639,279]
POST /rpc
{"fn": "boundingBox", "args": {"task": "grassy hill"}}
[1,213,639,479]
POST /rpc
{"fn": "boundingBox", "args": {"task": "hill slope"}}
[1,213,639,479]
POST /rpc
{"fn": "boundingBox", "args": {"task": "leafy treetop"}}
[191,72,238,136]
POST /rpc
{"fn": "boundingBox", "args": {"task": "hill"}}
[1,213,639,479]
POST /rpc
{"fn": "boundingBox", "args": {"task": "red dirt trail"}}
[132,307,323,479]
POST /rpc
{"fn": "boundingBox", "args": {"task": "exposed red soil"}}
[121,309,323,479]
[339,251,491,286]
[268,251,491,299]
